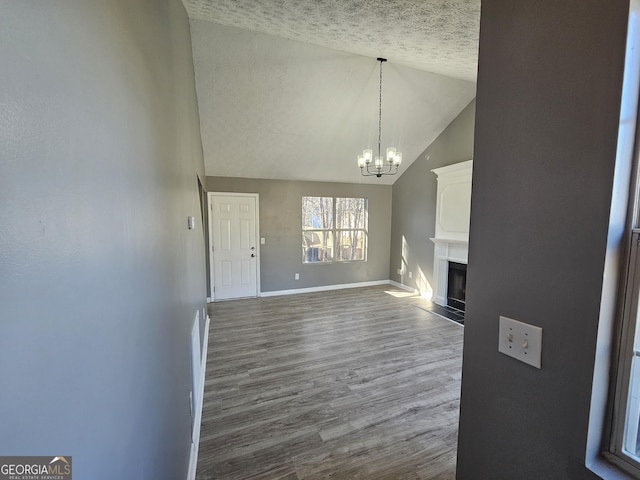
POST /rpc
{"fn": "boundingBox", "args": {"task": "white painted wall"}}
[190,20,477,185]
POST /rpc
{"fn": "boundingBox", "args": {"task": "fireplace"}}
[447,262,467,312]
[430,239,468,308]
[430,160,472,310]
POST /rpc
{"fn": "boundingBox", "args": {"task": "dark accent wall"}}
[389,100,476,294]
[456,1,631,479]
[206,177,392,292]
[0,2,207,479]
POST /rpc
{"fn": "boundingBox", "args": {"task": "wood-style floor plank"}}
[196,285,463,480]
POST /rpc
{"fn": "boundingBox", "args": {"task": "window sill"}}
[303,260,368,265]
[589,454,639,480]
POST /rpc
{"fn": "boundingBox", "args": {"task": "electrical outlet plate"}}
[498,316,543,369]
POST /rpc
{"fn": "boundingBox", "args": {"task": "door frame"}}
[207,192,261,301]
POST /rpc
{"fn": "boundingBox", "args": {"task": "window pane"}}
[302,230,333,263]
[614,230,640,474]
[623,354,640,460]
[302,196,333,230]
[621,297,640,461]
[336,197,367,229]
[336,230,366,261]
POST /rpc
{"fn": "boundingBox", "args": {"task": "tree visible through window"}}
[302,196,368,263]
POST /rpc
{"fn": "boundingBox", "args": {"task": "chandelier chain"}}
[378,59,383,159]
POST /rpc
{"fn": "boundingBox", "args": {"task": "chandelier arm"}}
[360,162,398,177]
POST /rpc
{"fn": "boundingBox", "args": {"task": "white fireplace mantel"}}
[431,160,472,306]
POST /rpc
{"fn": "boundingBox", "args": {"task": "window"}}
[302,196,367,263]
[606,3,640,475]
[610,229,640,476]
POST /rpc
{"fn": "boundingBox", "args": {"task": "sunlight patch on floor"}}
[384,290,419,298]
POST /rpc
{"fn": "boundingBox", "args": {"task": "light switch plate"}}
[498,316,543,369]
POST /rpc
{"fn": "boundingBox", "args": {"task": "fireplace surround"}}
[430,160,472,308]
[431,238,469,307]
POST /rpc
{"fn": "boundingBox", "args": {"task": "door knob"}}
[251,246,255,250]
[251,253,255,257]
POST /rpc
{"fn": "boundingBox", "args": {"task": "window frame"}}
[601,4,640,476]
[609,229,640,478]
[301,196,368,264]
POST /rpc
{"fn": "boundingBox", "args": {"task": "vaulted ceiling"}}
[183,0,480,184]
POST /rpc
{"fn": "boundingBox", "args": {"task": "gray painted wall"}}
[456,1,630,479]
[0,2,207,479]
[389,100,476,294]
[206,177,392,292]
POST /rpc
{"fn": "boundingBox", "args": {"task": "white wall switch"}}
[187,216,196,229]
[409,271,413,278]
[260,237,266,245]
[498,316,543,369]
[294,273,299,280]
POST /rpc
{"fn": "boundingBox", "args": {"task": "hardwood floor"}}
[196,285,464,480]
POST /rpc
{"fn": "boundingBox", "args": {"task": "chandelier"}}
[357,57,402,178]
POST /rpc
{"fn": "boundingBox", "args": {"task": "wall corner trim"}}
[388,280,418,293]
[186,314,211,480]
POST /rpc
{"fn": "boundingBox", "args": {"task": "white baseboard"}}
[432,294,446,306]
[388,280,418,293]
[187,315,210,480]
[260,280,390,298]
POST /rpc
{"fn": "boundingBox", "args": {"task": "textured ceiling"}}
[189,21,476,184]
[183,0,480,81]
[183,0,479,184]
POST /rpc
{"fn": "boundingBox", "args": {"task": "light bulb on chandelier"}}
[357,58,402,178]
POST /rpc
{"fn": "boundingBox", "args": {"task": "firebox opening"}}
[447,262,467,312]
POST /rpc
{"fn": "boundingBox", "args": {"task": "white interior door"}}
[210,194,258,300]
